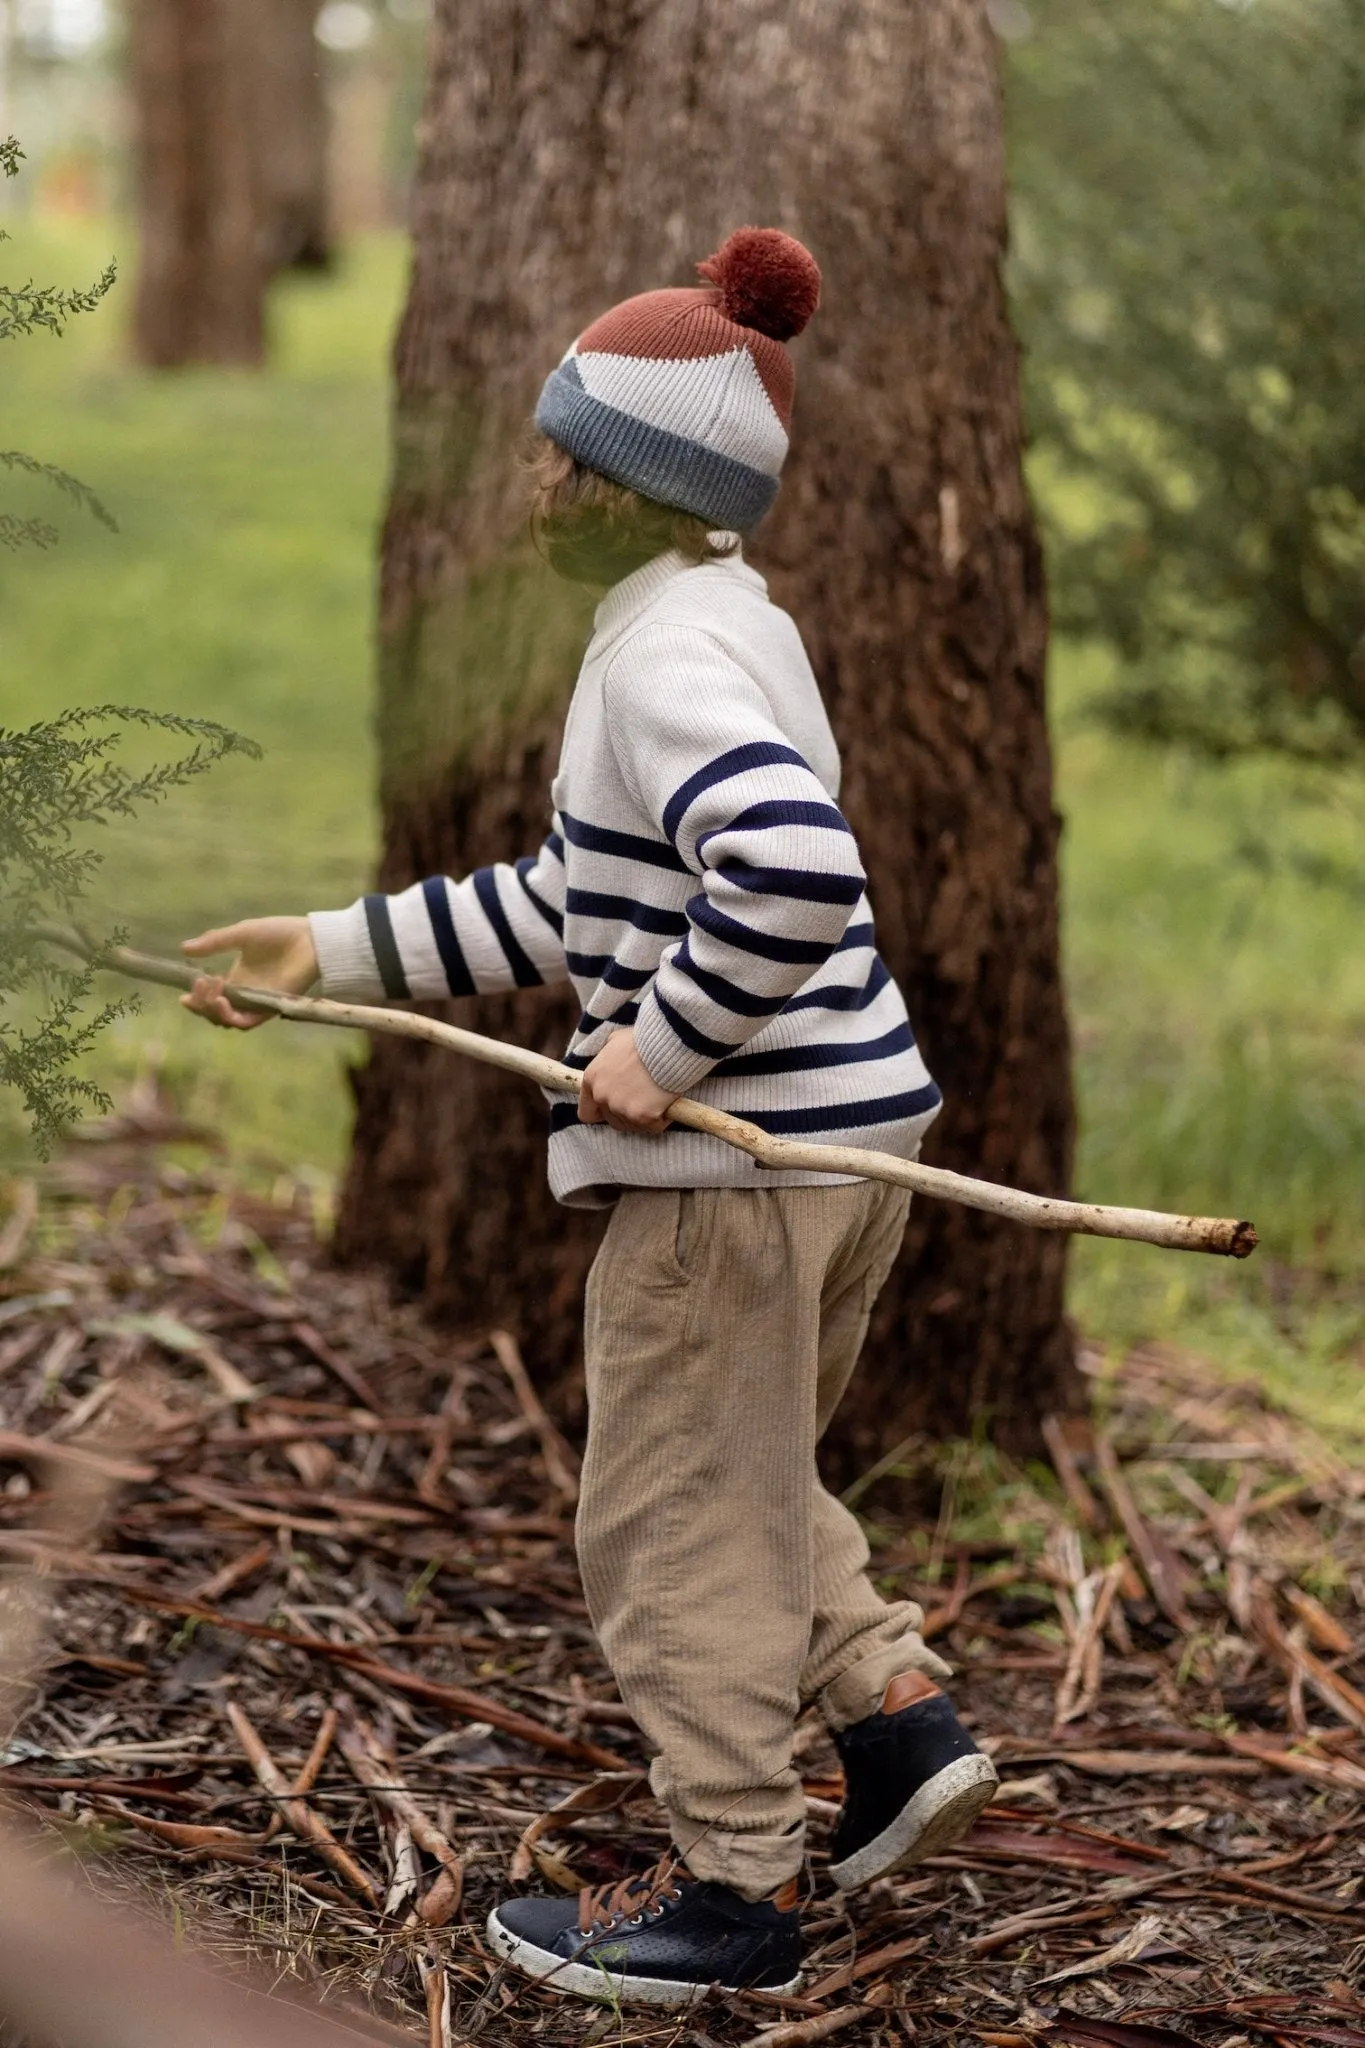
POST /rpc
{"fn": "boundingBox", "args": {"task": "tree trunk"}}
[253,0,333,273]
[336,0,1082,1466]
[129,0,331,369]
[128,0,265,368]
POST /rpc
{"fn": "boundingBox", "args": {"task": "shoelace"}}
[578,1852,689,1936]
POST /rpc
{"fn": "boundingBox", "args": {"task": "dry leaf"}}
[508,1769,647,1883]
[1039,1912,1165,1984]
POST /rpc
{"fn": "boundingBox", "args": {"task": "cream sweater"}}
[310,548,940,1206]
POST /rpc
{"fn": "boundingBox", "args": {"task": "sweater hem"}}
[547,1112,935,1209]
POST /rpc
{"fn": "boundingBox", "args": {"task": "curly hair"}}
[525,434,738,586]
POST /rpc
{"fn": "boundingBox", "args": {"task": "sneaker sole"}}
[828,1751,1000,1891]
[485,1908,802,2009]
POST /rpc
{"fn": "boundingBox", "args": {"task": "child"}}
[182,227,998,2008]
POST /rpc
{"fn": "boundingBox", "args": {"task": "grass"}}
[4,214,1361,1434]
[2,217,401,1170]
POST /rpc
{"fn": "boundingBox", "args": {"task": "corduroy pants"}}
[577,1181,950,1901]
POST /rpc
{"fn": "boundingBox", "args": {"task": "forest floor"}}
[2,1143,1363,2048]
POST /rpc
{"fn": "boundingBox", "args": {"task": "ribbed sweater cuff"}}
[307,904,384,1002]
[632,990,719,1097]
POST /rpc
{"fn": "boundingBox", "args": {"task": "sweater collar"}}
[591,541,747,646]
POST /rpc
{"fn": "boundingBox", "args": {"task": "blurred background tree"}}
[1009,0,1365,762]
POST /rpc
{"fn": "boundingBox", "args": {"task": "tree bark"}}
[128,0,265,368]
[128,0,331,369]
[253,0,333,274]
[336,0,1082,1466]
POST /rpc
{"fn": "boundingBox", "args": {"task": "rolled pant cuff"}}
[668,1815,804,1904]
[818,1636,953,1732]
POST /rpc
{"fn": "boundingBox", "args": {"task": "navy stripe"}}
[363,895,409,1000]
[836,922,875,953]
[653,988,743,1062]
[782,957,893,1015]
[561,810,690,874]
[672,942,788,1020]
[712,1023,915,1079]
[600,958,654,991]
[575,1002,640,1036]
[566,954,659,993]
[421,877,475,997]
[473,867,542,988]
[515,856,564,938]
[546,831,565,861]
[566,951,610,978]
[743,1083,943,1135]
[567,888,690,937]
[714,858,865,906]
[662,741,810,846]
[688,894,839,966]
[696,800,851,858]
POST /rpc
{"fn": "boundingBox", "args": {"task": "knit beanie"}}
[534,227,821,533]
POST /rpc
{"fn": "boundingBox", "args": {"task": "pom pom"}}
[696,227,821,341]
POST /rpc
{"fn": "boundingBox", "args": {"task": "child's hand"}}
[578,1027,679,1135]
[179,917,319,1031]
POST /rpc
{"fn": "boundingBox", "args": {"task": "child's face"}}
[538,504,664,589]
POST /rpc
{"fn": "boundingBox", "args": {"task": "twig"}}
[112,1582,625,1769]
[38,924,1258,1258]
[1093,1435,1192,1630]
[922,1562,1023,1640]
[335,1710,464,1920]
[224,1701,381,1905]
[1250,1584,1365,1736]
[1221,1729,1365,1792]
[1041,1414,1103,1531]
[0,1429,153,1486]
[487,1329,580,1502]
[1053,1557,1127,1730]
[743,2007,882,2048]
[801,1933,929,2002]
[292,1707,339,1795]
[419,1950,452,2048]
[290,1321,385,1417]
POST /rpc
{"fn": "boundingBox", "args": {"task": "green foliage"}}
[1,147,255,1155]
[1009,0,1365,759]
[1,709,259,1154]
[1,137,116,549]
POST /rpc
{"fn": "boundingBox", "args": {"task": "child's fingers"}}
[181,926,246,957]
[179,976,272,1031]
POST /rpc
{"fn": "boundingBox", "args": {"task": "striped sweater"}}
[309,548,942,1207]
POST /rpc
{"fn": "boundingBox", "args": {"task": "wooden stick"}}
[38,924,1258,1259]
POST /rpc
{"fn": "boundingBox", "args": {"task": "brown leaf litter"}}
[0,1148,1362,2048]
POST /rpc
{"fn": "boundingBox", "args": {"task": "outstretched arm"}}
[181,832,569,1030]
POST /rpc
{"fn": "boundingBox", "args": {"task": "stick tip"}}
[1230,1220,1258,1259]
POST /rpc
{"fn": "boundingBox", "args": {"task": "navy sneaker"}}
[828,1673,998,1890]
[486,1853,802,2007]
